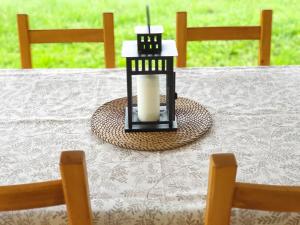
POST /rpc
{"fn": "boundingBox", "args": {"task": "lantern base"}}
[125,106,177,132]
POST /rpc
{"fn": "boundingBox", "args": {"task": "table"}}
[0,66,299,225]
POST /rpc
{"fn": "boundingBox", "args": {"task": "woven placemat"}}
[91,97,212,151]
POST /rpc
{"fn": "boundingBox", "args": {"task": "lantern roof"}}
[122,40,178,58]
[135,25,164,34]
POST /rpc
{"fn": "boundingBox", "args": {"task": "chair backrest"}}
[204,153,300,225]
[0,151,93,225]
[17,13,115,68]
[176,10,272,67]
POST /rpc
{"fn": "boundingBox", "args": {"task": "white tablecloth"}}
[0,67,299,225]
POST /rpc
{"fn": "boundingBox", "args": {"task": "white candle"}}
[137,75,160,122]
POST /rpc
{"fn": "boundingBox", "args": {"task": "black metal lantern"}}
[121,8,178,132]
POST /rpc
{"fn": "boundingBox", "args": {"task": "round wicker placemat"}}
[91,97,212,151]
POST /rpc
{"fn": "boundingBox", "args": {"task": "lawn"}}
[0,0,299,68]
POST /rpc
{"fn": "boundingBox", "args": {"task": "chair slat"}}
[0,180,64,211]
[30,29,104,43]
[187,26,260,41]
[233,182,300,212]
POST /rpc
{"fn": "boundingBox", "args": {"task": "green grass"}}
[0,0,299,68]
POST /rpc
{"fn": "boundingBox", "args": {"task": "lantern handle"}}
[146,4,151,33]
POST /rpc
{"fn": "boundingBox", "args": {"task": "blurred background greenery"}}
[0,0,299,68]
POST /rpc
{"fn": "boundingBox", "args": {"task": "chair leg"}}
[204,153,237,225]
[60,151,93,225]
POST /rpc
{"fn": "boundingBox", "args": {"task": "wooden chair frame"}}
[17,13,115,68]
[205,153,300,225]
[0,151,93,225]
[176,10,272,67]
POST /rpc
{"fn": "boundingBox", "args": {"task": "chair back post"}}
[60,151,93,225]
[176,12,187,67]
[205,153,237,225]
[259,10,272,66]
[103,12,115,68]
[17,14,32,69]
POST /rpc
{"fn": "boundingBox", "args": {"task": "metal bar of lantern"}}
[126,58,133,129]
[142,59,145,71]
[173,71,176,120]
[157,35,161,50]
[132,120,170,125]
[149,58,152,71]
[135,58,139,72]
[165,72,170,126]
[162,59,165,72]
[167,57,174,128]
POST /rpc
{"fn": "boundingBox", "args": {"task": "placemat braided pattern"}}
[91,97,212,151]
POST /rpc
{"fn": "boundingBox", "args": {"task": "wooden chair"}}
[176,10,273,67]
[0,151,93,225]
[205,153,300,225]
[17,13,115,68]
